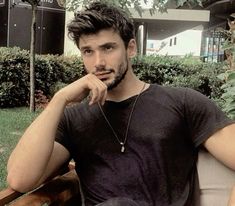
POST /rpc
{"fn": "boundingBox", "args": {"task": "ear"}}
[127,39,137,58]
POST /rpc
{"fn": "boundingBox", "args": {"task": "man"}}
[6,2,235,206]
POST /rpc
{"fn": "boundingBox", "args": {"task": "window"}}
[174,37,177,45]
[169,39,172,46]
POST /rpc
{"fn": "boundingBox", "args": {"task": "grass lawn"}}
[0,107,40,190]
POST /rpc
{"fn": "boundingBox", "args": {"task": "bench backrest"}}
[196,150,235,206]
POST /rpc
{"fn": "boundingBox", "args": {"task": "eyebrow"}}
[80,42,118,51]
[100,42,117,48]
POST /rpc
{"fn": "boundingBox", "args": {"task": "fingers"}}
[56,74,107,106]
[86,74,107,105]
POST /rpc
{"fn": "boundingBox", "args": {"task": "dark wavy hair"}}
[67,1,135,48]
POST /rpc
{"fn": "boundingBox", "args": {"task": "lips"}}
[94,71,112,80]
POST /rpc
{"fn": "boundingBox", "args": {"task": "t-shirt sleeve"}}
[55,109,73,153]
[184,88,234,147]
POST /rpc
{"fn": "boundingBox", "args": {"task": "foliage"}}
[214,14,235,119]
[35,90,49,109]
[217,15,235,71]
[0,47,83,107]
[218,71,235,120]
[58,0,203,16]
[0,47,226,108]
[0,47,30,107]
[133,54,226,100]
[57,55,84,83]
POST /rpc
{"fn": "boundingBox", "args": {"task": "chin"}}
[102,79,113,86]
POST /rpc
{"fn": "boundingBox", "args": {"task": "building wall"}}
[147,25,203,57]
[1,0,65,55]
[64,11,80,56]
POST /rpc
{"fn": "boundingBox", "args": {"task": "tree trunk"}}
[29,4,36,112]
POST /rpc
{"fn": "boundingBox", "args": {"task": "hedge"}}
[133,55,226,100]
[0,47,83,107]
[0,47,227,108]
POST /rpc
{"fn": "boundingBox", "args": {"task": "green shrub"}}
[34,54,64,97]
[133,55,226,100]
[0,47,226,108]
[0,47,29,107]
[57,55,84,84]
[217,71,235,120]
[0,47,83,107]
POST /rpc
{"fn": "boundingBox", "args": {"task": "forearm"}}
[7,93,66,190]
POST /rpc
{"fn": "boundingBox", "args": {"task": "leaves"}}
[218,70,235,120]
[1,47,226,108]
[58,0,204,14]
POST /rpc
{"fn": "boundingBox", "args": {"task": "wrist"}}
[51,91,68,107]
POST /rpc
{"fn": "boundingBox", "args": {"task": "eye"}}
[104,45,114,52]
[82,49,93,56]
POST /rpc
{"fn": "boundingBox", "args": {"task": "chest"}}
[70,101,192,160]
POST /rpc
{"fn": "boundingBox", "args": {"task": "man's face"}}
[79,29,136,90]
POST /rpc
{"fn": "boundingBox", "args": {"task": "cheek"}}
[108,51,126,65]
[83,59,95,73]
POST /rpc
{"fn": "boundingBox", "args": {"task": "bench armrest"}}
[0,162,81,206]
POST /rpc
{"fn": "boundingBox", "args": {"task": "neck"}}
[106,69,147,102]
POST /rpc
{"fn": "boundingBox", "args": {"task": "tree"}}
[57,0,203,16]
[27,0,40,112]
[21,0,40,112]
[224,15,235,70]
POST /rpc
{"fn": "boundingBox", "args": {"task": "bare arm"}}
[7,74,107,192]
[204,123,235,171]
[228,186,235,206]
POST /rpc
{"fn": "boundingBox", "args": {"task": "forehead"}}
[79,29,123,48]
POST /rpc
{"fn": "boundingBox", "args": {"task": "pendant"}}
[120,142,125,153]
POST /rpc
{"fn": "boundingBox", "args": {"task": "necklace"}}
[98,83,146,153]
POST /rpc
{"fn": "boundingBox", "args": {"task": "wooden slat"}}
[10,170,81,206]
[0,188,22,206]
[0,162,78,206]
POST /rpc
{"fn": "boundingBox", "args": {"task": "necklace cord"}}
[98,83,146,152]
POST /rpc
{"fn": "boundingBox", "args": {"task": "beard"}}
[106,60,128,90]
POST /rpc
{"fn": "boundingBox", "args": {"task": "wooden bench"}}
[0,163,82,206]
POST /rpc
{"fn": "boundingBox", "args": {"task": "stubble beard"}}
[106,60,128,90]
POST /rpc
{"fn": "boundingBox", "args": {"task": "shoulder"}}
[150,84,210,103]
[147,84,219,113]
[149,84,187,95]
[148,84,188,102]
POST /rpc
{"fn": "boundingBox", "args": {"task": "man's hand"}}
[56,74,107,106]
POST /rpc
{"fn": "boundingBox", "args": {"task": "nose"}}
[94,52,106,69]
